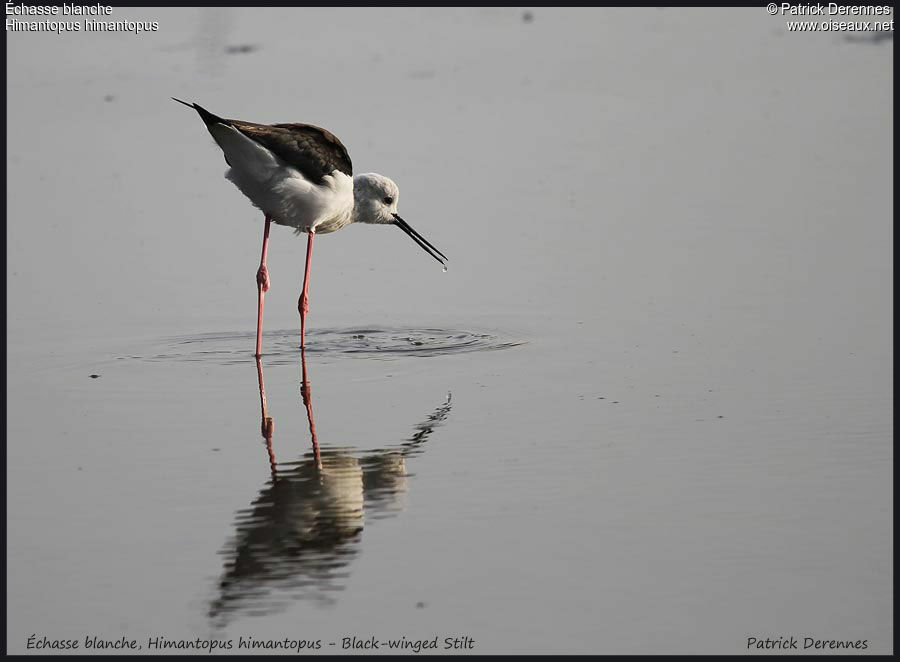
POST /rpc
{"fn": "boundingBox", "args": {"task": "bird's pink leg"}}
[255,217,272,358]
[298,230,314,349]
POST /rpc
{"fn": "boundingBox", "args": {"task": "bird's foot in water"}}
[256,265,270,292]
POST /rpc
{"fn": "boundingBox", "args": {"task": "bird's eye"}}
[383,196,394,205]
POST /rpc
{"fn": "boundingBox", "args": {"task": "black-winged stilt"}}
[173,99,447,356]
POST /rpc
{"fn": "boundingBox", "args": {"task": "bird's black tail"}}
[171,97,230,127]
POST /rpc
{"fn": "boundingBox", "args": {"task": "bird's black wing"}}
[230,120,353,184]
[172,99,353,184]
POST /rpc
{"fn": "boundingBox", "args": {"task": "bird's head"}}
[352,173,447,266]
[353,173,400,225]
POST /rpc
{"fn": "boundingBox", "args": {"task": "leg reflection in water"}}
[209,351,452,626]
[256,356,276,473]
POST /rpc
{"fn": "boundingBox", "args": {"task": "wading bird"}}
[173,99,447,356]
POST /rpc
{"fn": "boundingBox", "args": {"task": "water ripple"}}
[140,327,525,365]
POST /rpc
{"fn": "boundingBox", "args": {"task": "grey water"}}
[6,7,892,655]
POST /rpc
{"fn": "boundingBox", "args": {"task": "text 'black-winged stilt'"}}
[172,98,448,356]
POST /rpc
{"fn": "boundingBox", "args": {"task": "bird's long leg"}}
[255,217,272,358]
[298,229,315,349]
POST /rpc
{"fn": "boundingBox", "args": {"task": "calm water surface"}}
[6,8,892,654]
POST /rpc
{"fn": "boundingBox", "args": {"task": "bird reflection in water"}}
[208,350,451,626]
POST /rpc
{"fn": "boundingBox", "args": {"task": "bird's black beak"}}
[392,214,447,266]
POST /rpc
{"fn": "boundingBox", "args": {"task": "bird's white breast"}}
[211,123,354,234]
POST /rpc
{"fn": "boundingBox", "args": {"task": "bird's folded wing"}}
[228,120,353,185]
